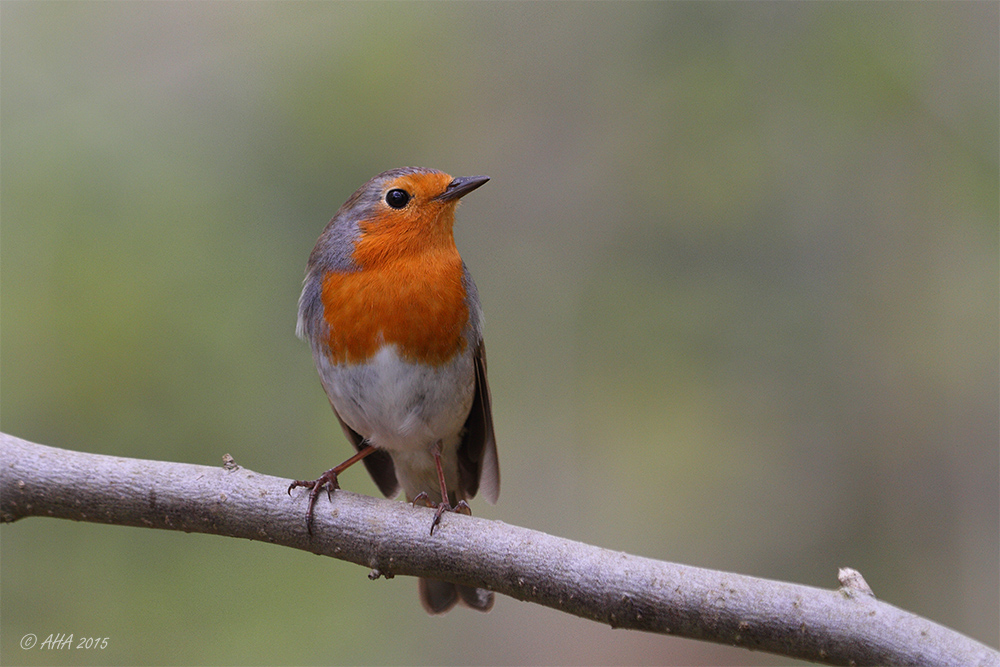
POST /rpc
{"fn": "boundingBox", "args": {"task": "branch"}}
[2,432,996,666]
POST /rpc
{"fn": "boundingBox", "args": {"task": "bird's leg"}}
[288,444,378,535]
[411,443,471,536]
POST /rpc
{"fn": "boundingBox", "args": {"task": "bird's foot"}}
[287,469,341,536]
[412,493,471,535]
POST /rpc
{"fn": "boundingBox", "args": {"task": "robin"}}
[289,166,500,614]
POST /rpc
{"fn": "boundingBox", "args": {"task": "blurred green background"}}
[2,3,996,665]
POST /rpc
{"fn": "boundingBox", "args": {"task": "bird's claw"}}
[288,469,341,535]
[412,494,472,535]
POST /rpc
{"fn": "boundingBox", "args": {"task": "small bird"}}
[290,166,500,614]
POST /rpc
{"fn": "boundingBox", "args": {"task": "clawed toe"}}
[412,495,472,535]
[288,469,341,535]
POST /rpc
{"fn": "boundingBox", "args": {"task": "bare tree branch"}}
[2,432,996,666]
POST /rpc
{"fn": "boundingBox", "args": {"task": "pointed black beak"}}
[436,175,490,202]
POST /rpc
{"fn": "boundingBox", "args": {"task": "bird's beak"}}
[436,175,490,202]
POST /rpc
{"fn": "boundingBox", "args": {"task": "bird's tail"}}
[419,578,494,614]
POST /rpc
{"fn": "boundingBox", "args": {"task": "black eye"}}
[385,188,411,209]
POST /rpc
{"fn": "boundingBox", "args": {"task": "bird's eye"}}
[385,189,411,209]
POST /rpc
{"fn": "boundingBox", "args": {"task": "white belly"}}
[315,344,475,501]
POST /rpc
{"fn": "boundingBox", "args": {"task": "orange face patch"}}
[349,172,458,267]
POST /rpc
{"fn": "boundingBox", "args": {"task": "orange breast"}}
[320,249,469,366]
